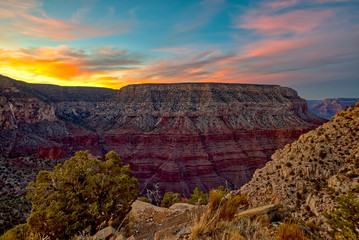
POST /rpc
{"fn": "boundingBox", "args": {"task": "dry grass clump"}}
[235,218,266,240]
[276,222,308,240]
[219,194,248,221]
[209,189,225,211]
[191,209,221,239]
[191,190,259,240]
[221,229,245,240]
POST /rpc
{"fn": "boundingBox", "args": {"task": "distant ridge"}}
[0,74,116,103]
[307,98,359,119]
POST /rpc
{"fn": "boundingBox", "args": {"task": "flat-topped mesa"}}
[113,83,308,116]
[98,83,326,196]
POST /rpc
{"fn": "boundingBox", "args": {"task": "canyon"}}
[307,98,359,119]
[0,74,326,198]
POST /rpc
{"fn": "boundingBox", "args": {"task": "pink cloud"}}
[13,13,114,41]
[263,0,300,10]
[315,0,353,3]
[240,38,313,58]
[0,0,128,41]
[239,9,334,35]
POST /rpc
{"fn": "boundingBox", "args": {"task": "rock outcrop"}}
[0,75,327,198]
[240,101,359,236]
[307,98,359,119]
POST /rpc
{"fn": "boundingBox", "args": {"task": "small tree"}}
[325,192,359,239]
[161,192,182,207]
[26,151,139,239]
[188,187,208,205]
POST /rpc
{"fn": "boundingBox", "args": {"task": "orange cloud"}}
[0,45,142,88]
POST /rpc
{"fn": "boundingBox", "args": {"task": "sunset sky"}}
[0,0,358,99]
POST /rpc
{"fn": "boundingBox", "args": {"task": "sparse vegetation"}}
[0,224,28,240]
[160,192,182,207]
[276,222,308,240]
[305,220,321,237]
[208,189,225,211]
[190,190,251,239]
[219,194,249,221]
[325,192,359,240]
[188,187,209,205]
[138,197,151,203]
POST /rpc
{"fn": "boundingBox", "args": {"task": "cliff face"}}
[0,75,105,160]
[50,83,325,196]
[307,98,359,119]
[0,76,326,198]
[240,101,359,236]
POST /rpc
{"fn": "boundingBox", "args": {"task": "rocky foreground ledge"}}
[241,101,359,236]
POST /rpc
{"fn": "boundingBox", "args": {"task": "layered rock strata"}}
[93,84,326,196]
[0,75,326,197]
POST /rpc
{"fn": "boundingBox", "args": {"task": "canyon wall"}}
[0,75,327,197]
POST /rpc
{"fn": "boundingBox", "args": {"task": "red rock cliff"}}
[96,84,326,196]
[0,77,327,197]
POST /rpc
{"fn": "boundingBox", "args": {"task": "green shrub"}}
[0,224,29,240]
[188,187,208,205]
[139,197,151,203]
[324,192,359,239]
[161,192,182,207]
[26,151,139,239]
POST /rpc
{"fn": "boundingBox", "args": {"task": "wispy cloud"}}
[262,0,300,10]
[238,9,333,36]
[315,0,353,3]
[174,0,225,32]
[0,0,357,95]
[119,0,359,86]
[0,0,129,41]
[152,46,197,55]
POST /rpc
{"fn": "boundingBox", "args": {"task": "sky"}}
[0,0,358,99]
